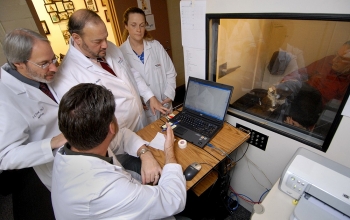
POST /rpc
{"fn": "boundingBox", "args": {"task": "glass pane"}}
[208,16,350,149]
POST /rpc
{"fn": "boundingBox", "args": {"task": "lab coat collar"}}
[68,37,115,75]
[124,37,152,63]
[6,66,40,89]
[1,64,58,105]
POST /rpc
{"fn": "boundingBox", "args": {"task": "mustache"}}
[44,72,56,77]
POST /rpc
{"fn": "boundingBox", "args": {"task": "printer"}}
[279,148,350,220]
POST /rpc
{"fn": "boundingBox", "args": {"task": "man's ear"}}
[71,33,82,45]
[109,119,119,135]
[13,62,25,70]
[109,122,116,135]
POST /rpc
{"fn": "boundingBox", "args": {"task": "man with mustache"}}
[0,28,66,219]
[53,9,164,184]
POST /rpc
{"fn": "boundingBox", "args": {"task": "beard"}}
[26,65,55,84]
[81,40,106,59]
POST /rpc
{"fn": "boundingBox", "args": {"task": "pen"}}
[162,120,181,131]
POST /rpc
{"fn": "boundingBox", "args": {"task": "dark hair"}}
[68,9,103,36]
[4,28,49,69]
[288,83,323,129]
[122,7,153,42]
[58,83,115,150]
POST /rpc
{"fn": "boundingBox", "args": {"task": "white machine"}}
[279,148,350,220]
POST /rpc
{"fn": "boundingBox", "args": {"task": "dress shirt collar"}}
[63,143,113,164]
[6,65,40,89]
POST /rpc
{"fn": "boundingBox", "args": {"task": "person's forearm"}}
[164,147,177,164]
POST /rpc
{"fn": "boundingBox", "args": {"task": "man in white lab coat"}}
[52,9,166,180]
[52,83,186,220]
[53,9,168,132]
[0,28,66,219]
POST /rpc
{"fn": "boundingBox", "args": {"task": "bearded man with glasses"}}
[0,28,66,219]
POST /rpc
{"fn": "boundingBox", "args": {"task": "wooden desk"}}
[136,113,249,196]
[203,122,250,161]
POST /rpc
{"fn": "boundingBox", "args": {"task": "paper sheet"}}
[180,1,206,49]
[184,47,206,82]
[148,132,165,151]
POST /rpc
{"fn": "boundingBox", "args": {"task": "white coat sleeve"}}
[129,66,155,103]
[0,104,54,170]
[157,42,177,101]
[89,163,186,219]
[109,128,147,157]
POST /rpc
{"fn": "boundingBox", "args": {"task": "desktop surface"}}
[136,110,250,195]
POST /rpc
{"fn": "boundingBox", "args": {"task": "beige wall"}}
[167,0,185,87]
[0,0,38,65]
[31,0,115,57]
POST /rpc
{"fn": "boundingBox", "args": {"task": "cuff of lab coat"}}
[40,138,55,161]
[130,138,148,157]
[143,92,155,103]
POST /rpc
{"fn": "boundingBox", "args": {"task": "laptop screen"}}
[184,77,233,120]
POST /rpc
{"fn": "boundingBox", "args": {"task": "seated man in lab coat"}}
[52,83,186,219]
[52,9,166,180]
[0,28,67,219]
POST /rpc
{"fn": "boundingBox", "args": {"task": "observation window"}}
[206,14,350,151]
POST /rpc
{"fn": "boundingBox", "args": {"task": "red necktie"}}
[39,83,57,103]
[97,58,116,76]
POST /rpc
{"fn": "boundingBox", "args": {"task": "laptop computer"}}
[170,77,233,148]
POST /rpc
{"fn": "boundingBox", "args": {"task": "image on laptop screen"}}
[184,79,232,120]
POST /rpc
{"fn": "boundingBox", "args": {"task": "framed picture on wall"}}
[63,1,74,10]
[55,2,66,12]
[104,10,110,22]
[58,11,69,20]
[45,3,57,12]
[41,20,50,35]
[84,0,98,12]
[66,9,74,17]
[101,0,107,6]
[49,12,60,23]
[43,0,53,4]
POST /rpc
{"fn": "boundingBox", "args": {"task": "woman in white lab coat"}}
[120,7,177,124]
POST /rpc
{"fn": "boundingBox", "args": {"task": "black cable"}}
[233,143,250,163]
[173,103,183,113]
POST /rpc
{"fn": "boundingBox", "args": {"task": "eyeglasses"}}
[27,55,59,69]
[334,52,350,63]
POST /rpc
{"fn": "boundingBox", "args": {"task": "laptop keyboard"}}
[175,114,218,137]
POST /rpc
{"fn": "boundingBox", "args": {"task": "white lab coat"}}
[52,129,186,220]
[0,64,60,190]
[53,39,154,132]
[120,38,177,123]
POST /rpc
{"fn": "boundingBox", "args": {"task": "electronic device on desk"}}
[169,77,233,148]
[183,162,202,181]
[279,148,350,220]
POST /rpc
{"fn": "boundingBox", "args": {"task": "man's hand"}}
[50,133,67,149]
[149,96,168,115]
[139,148,162,185]
[164,123,177,164]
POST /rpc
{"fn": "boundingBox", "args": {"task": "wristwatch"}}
[137,148,149,157]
